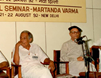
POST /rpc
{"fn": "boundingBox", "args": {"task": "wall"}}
[0,0,101,63]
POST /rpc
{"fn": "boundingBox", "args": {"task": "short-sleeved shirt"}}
[12,43,48,65]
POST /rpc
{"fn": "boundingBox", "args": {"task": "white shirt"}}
[12,43,48,65]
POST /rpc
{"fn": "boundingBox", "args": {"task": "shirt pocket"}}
[32,53,38,61]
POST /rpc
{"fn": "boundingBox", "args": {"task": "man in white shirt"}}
[12,30,55,78]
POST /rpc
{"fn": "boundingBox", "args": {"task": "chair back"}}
[53,50,70,78]
[54,50,69,74]
[91,47,99,72]
[11,52,22,78]
[54,50,60,75]
[54,50,60,62]
[91,46,101,72]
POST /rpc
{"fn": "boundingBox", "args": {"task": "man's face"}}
[69,28,81,41]
[20,32,30,47]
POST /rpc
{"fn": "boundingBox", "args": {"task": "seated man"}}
[12,30,55,78]
[60,26,95,77]
[0,51,9,69]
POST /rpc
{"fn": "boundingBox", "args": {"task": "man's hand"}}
[48,61,55,72]
[16,41,22,48]
[44,58,55,72]
[77,57,84,61]
[13,41,22,65]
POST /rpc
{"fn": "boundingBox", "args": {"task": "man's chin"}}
[75,37,79,39]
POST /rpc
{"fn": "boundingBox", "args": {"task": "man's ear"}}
[29,38,33,43]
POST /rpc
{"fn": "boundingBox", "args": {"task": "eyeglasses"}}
[70,31,80,34]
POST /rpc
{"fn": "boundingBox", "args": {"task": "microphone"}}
[74,35,86,44]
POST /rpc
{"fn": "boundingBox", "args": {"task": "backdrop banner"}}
[0,0,86,22]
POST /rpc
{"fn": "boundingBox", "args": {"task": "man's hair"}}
[21,30,33,43]
[68,26,82,32]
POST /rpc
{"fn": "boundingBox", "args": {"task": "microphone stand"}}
[82,41,89,78]
[78,40,90,78]
[76,36,94,78]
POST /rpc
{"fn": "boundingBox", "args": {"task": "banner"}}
[0,0,86,22]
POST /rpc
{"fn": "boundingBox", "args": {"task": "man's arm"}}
[44,58,55,72]
[13,41,22,65]
[0,61,9,69]
[13,45,20,65]
[60,43,69,61]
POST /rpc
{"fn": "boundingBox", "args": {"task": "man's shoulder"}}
[63,40,72,44]
[30,43,41,48]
